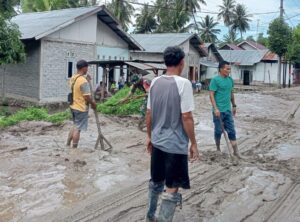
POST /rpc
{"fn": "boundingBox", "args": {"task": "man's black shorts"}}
[151,146,190,189]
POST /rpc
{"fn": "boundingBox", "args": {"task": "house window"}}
[109,56,111,60]
[102,55,105,60]
[67,61,74,78]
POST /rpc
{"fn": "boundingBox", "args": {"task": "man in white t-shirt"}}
[145,46,201,222]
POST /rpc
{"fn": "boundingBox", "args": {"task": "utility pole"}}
[277,0,284,87]
[280,0,284,19]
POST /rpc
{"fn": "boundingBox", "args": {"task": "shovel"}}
[88,80,113,151]
[218,117,237,164]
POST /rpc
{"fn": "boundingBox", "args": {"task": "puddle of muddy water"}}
[268,144,300,160]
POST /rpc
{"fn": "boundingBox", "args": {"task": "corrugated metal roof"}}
[125,62,166,70]
[12,6,142,50]
[12,6,100,39]
[238,41,267,50]
[131,33,206,56]
[199,60,218,68]
[219,44,243,50]
[218,50,268,66]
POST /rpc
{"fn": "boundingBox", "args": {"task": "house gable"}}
[47,14,97,43]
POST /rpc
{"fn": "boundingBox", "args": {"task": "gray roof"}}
[199,59,218,68]
[131,33,206,56]
[12,6,142,50]
[218,50,268,66]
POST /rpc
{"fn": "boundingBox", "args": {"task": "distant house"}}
[218,50,289,85]
[199,43,223,81]
[219,43,243,50]
[0,6,142,103]
[237,40,267,50]
[130,33,207,80]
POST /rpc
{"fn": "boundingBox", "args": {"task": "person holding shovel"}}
[120,74,152,131]
[67,60,96,148]
[209,61,241,158]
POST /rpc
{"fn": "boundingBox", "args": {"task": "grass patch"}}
[97,87,144,115]
[0,107,71,128]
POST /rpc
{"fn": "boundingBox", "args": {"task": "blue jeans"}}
[213,111,236,141]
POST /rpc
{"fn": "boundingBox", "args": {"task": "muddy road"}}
[0,87,300,222]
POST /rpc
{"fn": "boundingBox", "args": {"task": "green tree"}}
[222,28,239,44]
[195,15,220,43]
[107,0,134,32]
[21,0,96,12]
[257,32,268,46]
[0,0,20,17]
[22,0,70,12]
[155,0,190,33]
[218,0,235,29]
[268,18,292,87]
[134,4,157,33]
[181,0,206,34]
[231,4,251,39]
[246,35,254,41]
[0,15,25,99]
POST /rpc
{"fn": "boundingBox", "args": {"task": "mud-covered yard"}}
[0,86,300,222]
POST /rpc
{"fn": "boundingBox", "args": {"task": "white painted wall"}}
[229,62,290,85]
[48,14,97,43]
[96,20,128,48]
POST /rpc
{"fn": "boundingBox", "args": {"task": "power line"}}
[284,11,295,26]
[285,12,300,20]
[126,0,279,16]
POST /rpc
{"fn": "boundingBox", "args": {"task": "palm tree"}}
[218,0,235,28]
[223,28,239,44]
[134,4,157,33]
[231,4,251,39]
[182,0,206,12]
[194,15,220,43]
[181,0,206,34]
[155,0,190,33]
[21,0,78,12]
[107,0,134,32]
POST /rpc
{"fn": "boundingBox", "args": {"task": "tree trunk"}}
[277,56,282,88]
[288,63,291,88]
[192,12,199,35]
[283,62,287,88]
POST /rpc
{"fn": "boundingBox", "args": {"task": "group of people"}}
[67,46,240,222]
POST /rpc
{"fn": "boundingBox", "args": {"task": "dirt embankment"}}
[0,87,300,222]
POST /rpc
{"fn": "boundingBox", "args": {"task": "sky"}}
[102,0,300,40]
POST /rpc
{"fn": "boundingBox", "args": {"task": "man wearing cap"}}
[67,60,97,148]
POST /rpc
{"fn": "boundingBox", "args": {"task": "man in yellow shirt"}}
[67,60,96,148]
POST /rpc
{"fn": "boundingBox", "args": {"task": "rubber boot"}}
[157,192,182,222]
[146,180,164,222]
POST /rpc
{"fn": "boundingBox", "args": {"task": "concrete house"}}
[218,50,289,85]
[0,6,142,103]
[130,33,207,80]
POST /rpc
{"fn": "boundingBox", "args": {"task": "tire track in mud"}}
[263,182,300,222]
[38,93,300,222]
[55,165,231,222]
[46,123,290,222]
